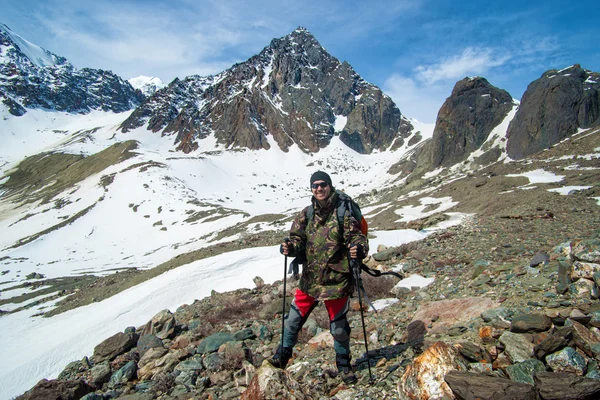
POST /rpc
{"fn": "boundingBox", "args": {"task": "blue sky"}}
[2,0,598,123]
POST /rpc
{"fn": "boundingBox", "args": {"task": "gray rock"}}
[93,331,138,363]
[505,359,546,385]
[136,334,164,359]
[372,247,402,262]
[557,258,572,294]
[511,313,552,333]
[444,370,537,400]
[90,361,111,385]
[572,239,600,263]
[546,347,586,375]
[534,371,600,400]
[142,309,177,340]
[530,251,550,267]
[234,328,256,341]
[176,355,204,372]
[175,370,199,387]
[566,319,600,357]
[534,326,572,360]
[197,332,236,354]
[457,342,492,363]
[15,379,94,400]
[80,394,104,400]
[203,352,226,372]
[481,307,510,322]
[108,360,137,388]
[499,331,535,363]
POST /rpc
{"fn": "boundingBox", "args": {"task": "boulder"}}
[196,332,236,354]
[141,309,177,340]
[108,360,137,388]
[15,379,93,400]
[499,331,535,363]
[511,313,552,333]
[567,319,600,357]
[444,370,536,400]
[411,297,499,334]
[241,360,309,399]
[137,334,164,359]
[400,341,467,399]
[534,326,573,359]
[546,347,586,375]
[89,361,112,385]
[455,341,492,363]
[534,371,600,400]
[571,261,600,281]
[93,331,138,363]
[572,239,600,263]
[505,359,546,385]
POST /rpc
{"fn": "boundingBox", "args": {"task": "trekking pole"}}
[351,256,374,384]
[280,238,290,357]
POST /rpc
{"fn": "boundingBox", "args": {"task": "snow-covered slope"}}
[0,107,452,399]
[128,75,166,96]
[0,108,424,284]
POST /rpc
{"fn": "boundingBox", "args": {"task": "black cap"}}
[310,171,332,187]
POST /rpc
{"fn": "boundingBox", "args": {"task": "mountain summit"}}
[120,27,414,154]
[0,23,143,116]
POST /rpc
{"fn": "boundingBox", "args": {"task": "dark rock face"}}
[430,77,514,168]
[444,371,537,400]
[120,28,413,154]
[534,372,600,400]
[0,24,143,115]
[93,331,138,363]
[506,65,600,160]
[15,379,93,400]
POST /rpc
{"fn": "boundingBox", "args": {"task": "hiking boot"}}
[269,346,293,369]
[339,366,357,384]
[336,353,357,384]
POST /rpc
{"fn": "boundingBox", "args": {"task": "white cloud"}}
[383,46,517,122]
[415,47,511,85]
[383,74,449,123]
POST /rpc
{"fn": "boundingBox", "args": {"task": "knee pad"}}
[330,315,350,343]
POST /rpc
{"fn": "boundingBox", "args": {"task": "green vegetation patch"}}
[1,140,139,205]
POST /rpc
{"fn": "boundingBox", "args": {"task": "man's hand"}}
[280,238,291,255]
[349,244,365,259]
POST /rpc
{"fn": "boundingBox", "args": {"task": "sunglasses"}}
[311,182,329,189]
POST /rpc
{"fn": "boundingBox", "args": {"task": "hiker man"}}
[271,171,369,384]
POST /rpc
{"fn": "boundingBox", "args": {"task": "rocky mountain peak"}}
[0,23,68,69]
[120,28,413,154]
[428,76,514,168]
[506,65,600,159]
[0,22,144,116]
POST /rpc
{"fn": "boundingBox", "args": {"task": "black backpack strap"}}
[306,204,314,224]
[336,194,351,240]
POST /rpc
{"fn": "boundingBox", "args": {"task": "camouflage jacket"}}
[288,189,369,300]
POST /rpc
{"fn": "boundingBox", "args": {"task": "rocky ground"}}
[13,129,600,399]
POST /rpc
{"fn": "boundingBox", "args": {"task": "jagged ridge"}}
[0,23,144,116]
[120,27,414,154]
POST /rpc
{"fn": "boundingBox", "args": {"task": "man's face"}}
[311,180,331,202]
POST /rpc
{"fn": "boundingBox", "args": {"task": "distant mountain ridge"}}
[2,22,599,173]
[0,23,143,116]
[120,27,415,154]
